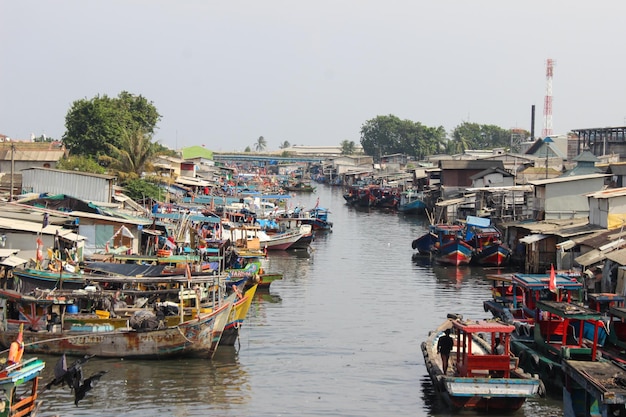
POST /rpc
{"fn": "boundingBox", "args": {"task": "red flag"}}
[549,264,557,293]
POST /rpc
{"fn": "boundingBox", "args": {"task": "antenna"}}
[542,59,555,137]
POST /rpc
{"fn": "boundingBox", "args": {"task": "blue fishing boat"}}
[463,216,511,267]
[397,189,426,214]
[411,223,472,265]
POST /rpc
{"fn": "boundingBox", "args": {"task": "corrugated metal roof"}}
[0,255,29,267]
[21,167,115,180]
[528,173,610,186]
[519,234,548,244]
[0,249,20,258]
[606,248,626,266]
[0,217,86,240]
[0,150,65,161]
[575,249,604,266]
[439,160,505,170]
[586,187,626,199]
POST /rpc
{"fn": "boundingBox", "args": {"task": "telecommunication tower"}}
[542,59,554,137]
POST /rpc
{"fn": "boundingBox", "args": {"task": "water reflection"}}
[37,354,250,416]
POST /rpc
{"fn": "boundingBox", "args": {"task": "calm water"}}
[35,185,564,417]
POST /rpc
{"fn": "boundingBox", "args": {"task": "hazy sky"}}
[2,1,625,152]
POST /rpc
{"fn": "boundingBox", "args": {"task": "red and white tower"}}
[542,58,554,137]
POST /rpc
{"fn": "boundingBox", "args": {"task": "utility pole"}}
[9,142,15,201]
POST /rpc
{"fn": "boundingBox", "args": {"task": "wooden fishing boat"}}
[421,314,540,411]
[282,181,316,193]
[0,328,45,417]
[220,284,258,346]
[511,300,610,396]
[12,267,86,292]
[397,189,426,214]
[562,358,626,416]
[434,238,473,266]
[463,216,511,267]
[300,207,333,232]
[0,288,237,359]
[483,272,584,343]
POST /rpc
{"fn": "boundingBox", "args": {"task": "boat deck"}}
[562,359,626,405]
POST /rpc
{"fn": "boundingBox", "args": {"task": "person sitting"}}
[494,337,505,355]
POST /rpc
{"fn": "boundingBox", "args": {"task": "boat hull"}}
[471,244,511,267]
[435,241,473,266]
[221,285,257,346]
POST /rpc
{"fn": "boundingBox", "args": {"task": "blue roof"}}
[512,273,583,290]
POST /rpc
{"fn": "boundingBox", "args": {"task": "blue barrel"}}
[67,305,79,314]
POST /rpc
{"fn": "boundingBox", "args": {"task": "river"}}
[35,184,564,417]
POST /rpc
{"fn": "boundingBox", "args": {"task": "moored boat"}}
[0,288,237,359]
[421,314,540,411]
[220,284,258,346]
[511,299,609,396]
[411,223,471,266]
[463,216,511,267]
[0,327,45,417]
[397,189,426,214]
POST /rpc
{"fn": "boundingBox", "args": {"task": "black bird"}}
[43,354,95,392]
[74,370,107,406]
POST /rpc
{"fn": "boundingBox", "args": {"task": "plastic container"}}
[66,305,79,314]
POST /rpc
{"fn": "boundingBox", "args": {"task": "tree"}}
[340,140,356,155]
[450,122,514,152]
[33,135,54,143]
[122,177,162,201]
[360,115,446,161]
[100,128,162,181]
[279,140,290,149]
[62,91,161,157]
[244,146,251,152]
[56,155,106,174]
[254,136,267,152]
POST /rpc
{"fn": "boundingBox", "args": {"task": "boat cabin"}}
[511,273,584,315]
[535,300,604,361]
[451,319,516,378]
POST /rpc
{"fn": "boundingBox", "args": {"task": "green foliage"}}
[360,115,446,161]
[340,140,356,155]
[56,155,106,174]
[33,135,54,143]
[121,177,162,201]
[448,122,516,153]
[100,128,162,181]
[279,140,290,149]
[254,136,267,152]
[360,115,520,160]
[244,146,251,152]
[62,91,161,157]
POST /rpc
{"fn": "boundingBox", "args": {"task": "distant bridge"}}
[213,154,324,164]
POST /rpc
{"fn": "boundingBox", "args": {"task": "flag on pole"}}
[549,264,557,293]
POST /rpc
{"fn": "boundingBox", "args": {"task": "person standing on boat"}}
[437,329,454,374]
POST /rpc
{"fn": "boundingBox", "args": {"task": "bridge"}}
[213,154,324,164]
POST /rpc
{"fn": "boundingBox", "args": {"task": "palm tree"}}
[254,136,267,152]
[103,128,161,180]
[279,140,290,149]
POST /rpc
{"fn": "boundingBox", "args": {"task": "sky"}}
[1,1,625,152]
